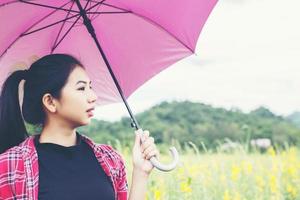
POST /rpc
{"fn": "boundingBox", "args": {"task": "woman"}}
[0,54,159,200]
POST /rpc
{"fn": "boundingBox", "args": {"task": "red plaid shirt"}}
[0,134,128,200]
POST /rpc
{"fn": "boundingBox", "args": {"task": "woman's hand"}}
[132,129,160,176]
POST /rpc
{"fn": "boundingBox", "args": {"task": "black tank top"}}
[34,133,115,200]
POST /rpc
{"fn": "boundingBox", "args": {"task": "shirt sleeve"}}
[0,150,17,199]
[116,153,128,200]
[104,145,128,200]
[97,143,129,200]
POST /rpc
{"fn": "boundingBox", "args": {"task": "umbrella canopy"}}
[0,0,218,171]
[0,0,217,105]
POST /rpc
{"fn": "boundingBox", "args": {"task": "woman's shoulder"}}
[0,146,21,164]
[0,141,26,160]
[80,134,125,164]
[0,136,34,166]
[0,144,24,175]
[97,143,120,154]
[80,134,128,191]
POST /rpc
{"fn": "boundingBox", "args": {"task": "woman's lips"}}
[86,108,95,117]
[87,110,94,117]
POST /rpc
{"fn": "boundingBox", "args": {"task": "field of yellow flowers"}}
[119,145,300,200]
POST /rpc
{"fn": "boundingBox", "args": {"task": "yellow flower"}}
[242,161,253,175]
[286,184,297,199]
[233,192,241,200]
[176,166,186,181]
[154,189,162,200]
[288,166,297,178]
[223,190,230,200]
[269,174,278,194]
[187,164,200,177]
[267,147,276,156]
[255,175,265,190]
[180,181,192,193]
[220,174,226,184]
[231,164,241,181]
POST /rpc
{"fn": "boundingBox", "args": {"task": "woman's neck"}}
[39,123,77,147]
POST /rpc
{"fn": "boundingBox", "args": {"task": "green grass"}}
[117,144,300,200]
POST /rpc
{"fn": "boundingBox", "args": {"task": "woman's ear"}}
[42,93,57,113]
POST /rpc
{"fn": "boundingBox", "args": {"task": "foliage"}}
[26,101,300,151]
[287,112,300,128]
[82,101,300,150]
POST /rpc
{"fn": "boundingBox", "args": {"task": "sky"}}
[94,0,300,122]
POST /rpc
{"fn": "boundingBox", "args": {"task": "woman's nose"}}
[88,89,98,103]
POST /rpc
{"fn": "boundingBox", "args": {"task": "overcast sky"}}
[94,0,300,122]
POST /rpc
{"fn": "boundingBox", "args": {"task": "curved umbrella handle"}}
[149,147,179,172]
[139,132,179,172]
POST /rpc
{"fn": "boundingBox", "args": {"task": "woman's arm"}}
[128,129,159,200]
[128,169,149,200]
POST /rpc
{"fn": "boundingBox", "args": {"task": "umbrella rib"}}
[1,0,193,59]
[84,1,194,52]
[51,0,91,53]
[51,1,76,54]
[87,0,94,19]
[0,1,73,58]
[21,14,80,36]
[0,0,34,7]
[81,0,129,13]
[87,11,131,15]
[19,0,80,13]
[130,12,194,53]
[89,0,106,21]
[20,0,106,37]
[51,15,82,53]
[1,0,105,58]
[0,1,17,7]
[101,2,131,12]
[85,0,129,11]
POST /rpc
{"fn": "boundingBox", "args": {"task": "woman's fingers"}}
[143,147,157,160]
[140,130,150,142]
[141,137,154,153]
[142,143,156,155]
[144,149,160,160]
[135,129,159,160]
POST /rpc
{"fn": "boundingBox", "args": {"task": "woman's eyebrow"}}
[76,80,92,85]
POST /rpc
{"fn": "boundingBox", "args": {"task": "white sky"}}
[94,0,300,121]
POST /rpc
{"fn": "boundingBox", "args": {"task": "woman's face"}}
[55,66,98,127]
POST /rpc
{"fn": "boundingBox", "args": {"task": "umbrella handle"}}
[138,131,179,172]
[149,147,179,172]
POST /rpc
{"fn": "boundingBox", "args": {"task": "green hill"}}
[76,101,300,149]
[287,112,300,128]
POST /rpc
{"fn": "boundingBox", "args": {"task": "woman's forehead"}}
[68,67,91,84]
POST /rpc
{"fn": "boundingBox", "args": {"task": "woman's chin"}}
[75,118,91,127]
[82,118,92,125]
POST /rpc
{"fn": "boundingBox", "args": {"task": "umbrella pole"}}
[74,0,140,130]
[74,0,179,172]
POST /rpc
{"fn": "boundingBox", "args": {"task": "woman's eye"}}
[78,87,85,91]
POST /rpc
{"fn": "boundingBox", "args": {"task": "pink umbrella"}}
[0,0,218,171]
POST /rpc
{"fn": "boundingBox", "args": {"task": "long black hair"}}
[0,54,83,154]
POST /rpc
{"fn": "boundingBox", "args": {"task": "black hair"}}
[0,54,83,154]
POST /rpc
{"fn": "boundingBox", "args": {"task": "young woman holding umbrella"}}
[0,54,159,200]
